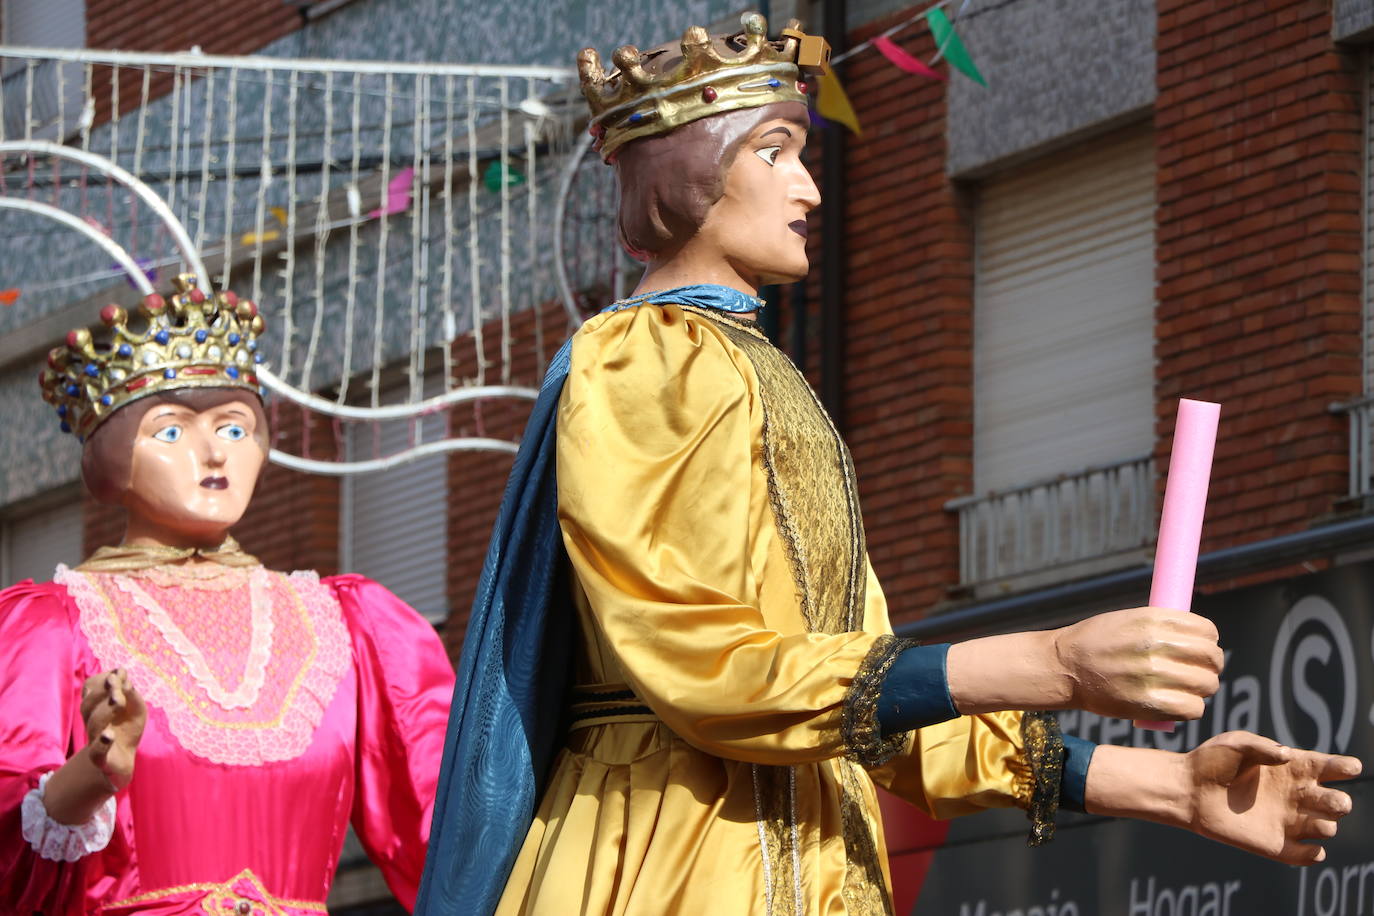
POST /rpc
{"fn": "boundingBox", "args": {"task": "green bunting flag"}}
[925,7,986,87]
[483,160,526,192]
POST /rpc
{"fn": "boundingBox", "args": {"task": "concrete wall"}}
[1334,0,1374,43]
[945,0,1155,177]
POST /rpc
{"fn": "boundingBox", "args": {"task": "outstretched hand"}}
[1184,732,1360,865]
[80,668,147,791]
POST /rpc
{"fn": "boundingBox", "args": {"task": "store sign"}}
[904,561,1374,916]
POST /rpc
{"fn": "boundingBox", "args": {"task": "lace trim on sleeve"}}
[20,772,116,862]
[1021,711,1066,847]
[842,634,917,768]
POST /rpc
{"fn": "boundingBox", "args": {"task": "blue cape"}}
[414,286,765,915]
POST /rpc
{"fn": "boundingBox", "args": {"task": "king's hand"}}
[1084,734,1361,864]
[1182,731,1361,864]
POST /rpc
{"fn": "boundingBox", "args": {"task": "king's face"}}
[694,111,820,286]
[123,394,266,538]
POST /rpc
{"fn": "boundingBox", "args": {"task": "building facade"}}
[4,0,1374,912]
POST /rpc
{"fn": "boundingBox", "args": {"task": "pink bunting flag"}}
[369,166,415,219]
[872,35,946,81]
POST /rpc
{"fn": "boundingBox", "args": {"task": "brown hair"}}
[81,388,269,504]
[615,101,806,258]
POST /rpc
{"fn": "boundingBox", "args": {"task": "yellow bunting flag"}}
[816,63,862,136]
[240,207,289,246]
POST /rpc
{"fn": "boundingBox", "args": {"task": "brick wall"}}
[86,0,299,54]
[1155,0,1365,580]
[84,0,302,123]
[797,10,974,626]
[441,300,579,656]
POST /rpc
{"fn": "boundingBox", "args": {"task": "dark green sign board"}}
[904,561,1374,916]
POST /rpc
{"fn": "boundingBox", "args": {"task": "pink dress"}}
[0,565,455,916]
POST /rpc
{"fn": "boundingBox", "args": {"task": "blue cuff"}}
[875,644,959,737]
[1059,734,1096,813]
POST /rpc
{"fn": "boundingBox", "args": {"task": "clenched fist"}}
[947,606,1224,720]
[1051,607,1225,721]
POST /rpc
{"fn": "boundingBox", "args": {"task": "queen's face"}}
[692,112,820,286]
[122,394,266,540]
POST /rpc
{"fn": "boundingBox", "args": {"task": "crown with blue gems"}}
[577,11,830,161]
[39,273,266,440]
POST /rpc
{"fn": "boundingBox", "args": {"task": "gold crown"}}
[40,274,266,440]
[577,11,830,161]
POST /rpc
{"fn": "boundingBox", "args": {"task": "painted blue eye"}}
[217,423,248,442]
[153,425,182,443]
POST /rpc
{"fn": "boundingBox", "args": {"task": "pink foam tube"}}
[1135,399,1220,731]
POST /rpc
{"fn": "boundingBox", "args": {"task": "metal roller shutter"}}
[973,124,1156,494]
[341,379,449,623]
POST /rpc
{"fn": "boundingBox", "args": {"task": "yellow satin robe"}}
[496,303,1053,916]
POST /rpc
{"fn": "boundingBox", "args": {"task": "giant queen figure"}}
[0,275,455,915]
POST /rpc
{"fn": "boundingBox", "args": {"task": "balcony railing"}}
[1333,395,1374,499]
[946,455,1156,589]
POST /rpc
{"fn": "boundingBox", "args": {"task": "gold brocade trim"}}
[567,683,661,730]
[78,535,260,572]
[682,307,867,636]
[679,308,888,915]
[1021,711,1066,847]
[107,868,327,914]
[837,758,896,916]
[843,635,917,768]
[751,764,803,916]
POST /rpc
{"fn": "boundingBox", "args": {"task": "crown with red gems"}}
[577,11,830,161]
[39,273,266,440]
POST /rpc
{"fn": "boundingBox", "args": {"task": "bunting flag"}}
[118,257,158,289]
[815,64,863,136]
[483,160,527,192]
[369,166,415,218]
[241,207,289,245]
[0,288,19,306]
[925,7,986,86]
[872,35,946,81]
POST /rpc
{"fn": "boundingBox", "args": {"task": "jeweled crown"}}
[39,273,266,439]
[578,11,830,161]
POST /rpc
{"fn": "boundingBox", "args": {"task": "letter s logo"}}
[1269,595,1355,754]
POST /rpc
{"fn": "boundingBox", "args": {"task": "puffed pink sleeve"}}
[329,574,455,912]
[0,580,108,916]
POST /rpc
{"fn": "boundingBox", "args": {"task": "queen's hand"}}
[41,668,147,825]
[80,668,147,792]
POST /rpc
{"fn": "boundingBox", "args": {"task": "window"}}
[340,375,450,623]
[1,489,84,584]
[955,124,1156,588]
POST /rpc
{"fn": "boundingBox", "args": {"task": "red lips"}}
[200,476,228,490]
[789,219,808,238]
